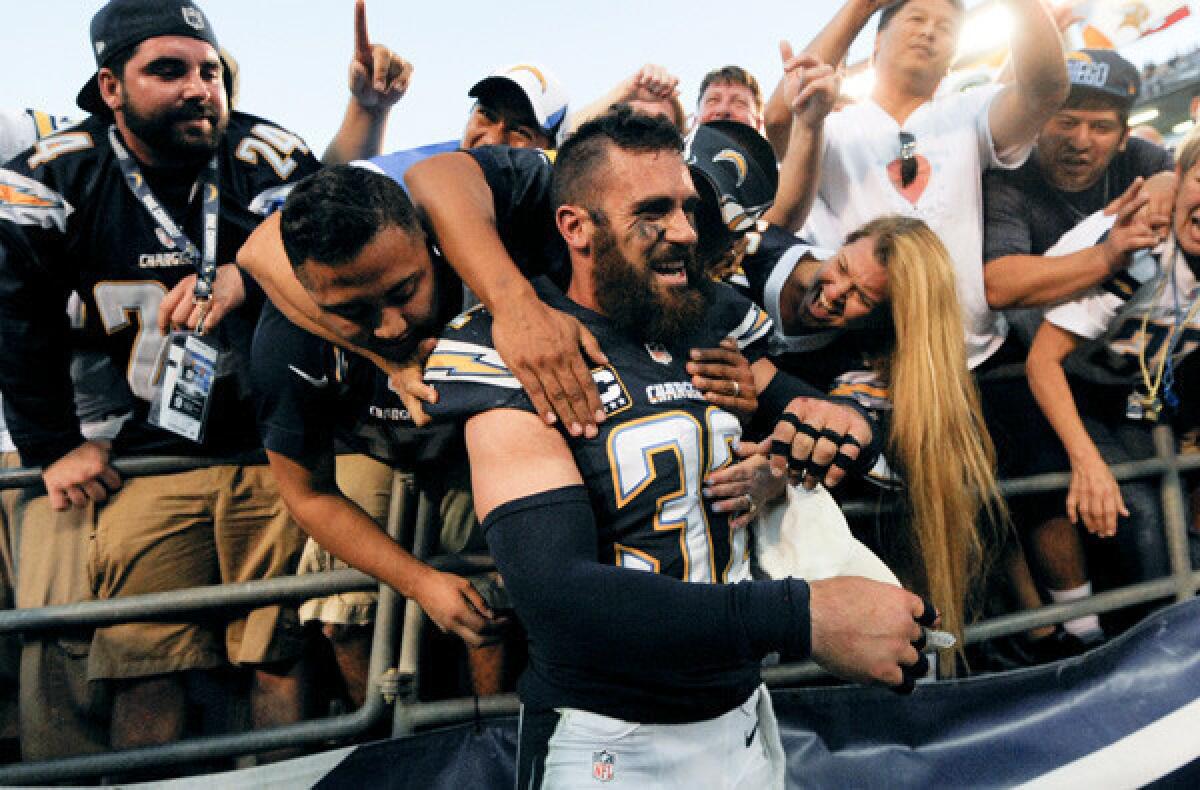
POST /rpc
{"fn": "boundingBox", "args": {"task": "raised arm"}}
[1026,321,1126,537]
[406,152,607,437]
[764,0,888,156]
[763,44,840,233]
[563,64,681,137]
[321,0,412,165]
[987,0,1069,158]
[986,178,1158,308]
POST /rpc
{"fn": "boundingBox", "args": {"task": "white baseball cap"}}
[469,63,569,139]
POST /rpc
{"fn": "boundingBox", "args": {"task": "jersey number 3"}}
[608,408,742,583]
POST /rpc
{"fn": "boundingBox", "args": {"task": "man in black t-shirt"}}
[980,49,1172,654]
[984,49,1174,342]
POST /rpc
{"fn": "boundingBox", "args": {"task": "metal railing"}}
[0,423,1196,782]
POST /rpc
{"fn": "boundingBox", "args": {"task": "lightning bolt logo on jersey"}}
[426,279,772,584]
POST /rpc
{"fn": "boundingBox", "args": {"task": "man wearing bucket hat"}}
[0,0,407,757]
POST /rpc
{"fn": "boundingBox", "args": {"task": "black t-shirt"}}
[983,136,1173,263]
[426,279,776,722]
[252,295,463,472]
[0,111,320,465]
[465,145,569,287]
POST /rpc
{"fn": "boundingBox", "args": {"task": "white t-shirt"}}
[803,84,1029,369]
[1045,214,1200,388]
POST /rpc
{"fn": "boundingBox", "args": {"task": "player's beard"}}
[122,96,228,165]
[592,224,712,347]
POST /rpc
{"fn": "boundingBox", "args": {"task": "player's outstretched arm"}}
[407,152,608,437]
[267,450,502,647]
[809,576,929,689]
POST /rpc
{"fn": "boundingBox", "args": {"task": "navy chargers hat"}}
[1065,49,1141,110]
[685,120,779,264]
[77,0,221,116]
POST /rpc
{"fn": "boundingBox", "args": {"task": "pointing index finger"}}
[354,0,372,64]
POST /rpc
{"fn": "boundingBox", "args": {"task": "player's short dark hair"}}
[552,104,684,210]
[697,65,763,112]
[280,165,421,271]
[878,0,965,32]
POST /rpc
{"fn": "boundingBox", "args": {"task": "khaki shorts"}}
[12,457,111,757]
[296,456,488,626]
[86,465,305,681]
[297,454,394,627]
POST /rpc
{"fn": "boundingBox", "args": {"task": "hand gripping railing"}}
[0,457,415,785]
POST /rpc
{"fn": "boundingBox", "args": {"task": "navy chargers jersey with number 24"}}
[425,280,772,584]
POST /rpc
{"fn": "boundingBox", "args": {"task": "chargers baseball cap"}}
[469,63,569,140]
[1065,49,1140,109]
[685,120,779,264]
[77,0,221,115]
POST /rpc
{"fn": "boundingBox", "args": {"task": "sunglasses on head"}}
[899,131,917,187]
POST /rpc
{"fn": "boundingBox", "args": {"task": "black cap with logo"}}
[77,0,220,116]
[1066,49,1141,110]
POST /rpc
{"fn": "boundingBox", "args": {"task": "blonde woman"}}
[733,216,1005,643]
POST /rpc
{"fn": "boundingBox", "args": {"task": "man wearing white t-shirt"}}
[764,0,1067,370]
[1026,130,1200,599]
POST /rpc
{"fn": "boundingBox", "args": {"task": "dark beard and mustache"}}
[122,96,227,164]
[592,224,713,347]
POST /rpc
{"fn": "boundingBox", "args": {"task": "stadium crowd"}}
[1,0,1199,783]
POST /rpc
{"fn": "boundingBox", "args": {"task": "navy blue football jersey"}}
[0,111,319,464]
[425,279,771,584]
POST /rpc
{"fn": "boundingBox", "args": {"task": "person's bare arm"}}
[985,177,1158,308]
[321,0,412,165]
[763,45,839,233]
[406,152,607,438]
[564,65,680,137]
[1026,321,1127,537]
[764,0,888,156]
[268,449,501,646]
[987,0,1069,158]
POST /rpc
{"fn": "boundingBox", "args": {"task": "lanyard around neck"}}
[108,125,220,304]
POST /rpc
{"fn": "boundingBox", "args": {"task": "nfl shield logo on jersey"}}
[592,750,615,782]
[645,343,672,365]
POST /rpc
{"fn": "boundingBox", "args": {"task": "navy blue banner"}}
[315,598,1200,789]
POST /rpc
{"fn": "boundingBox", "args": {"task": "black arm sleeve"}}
[483,485,811,670]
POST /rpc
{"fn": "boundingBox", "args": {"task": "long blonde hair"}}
[847,216,1007,644]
